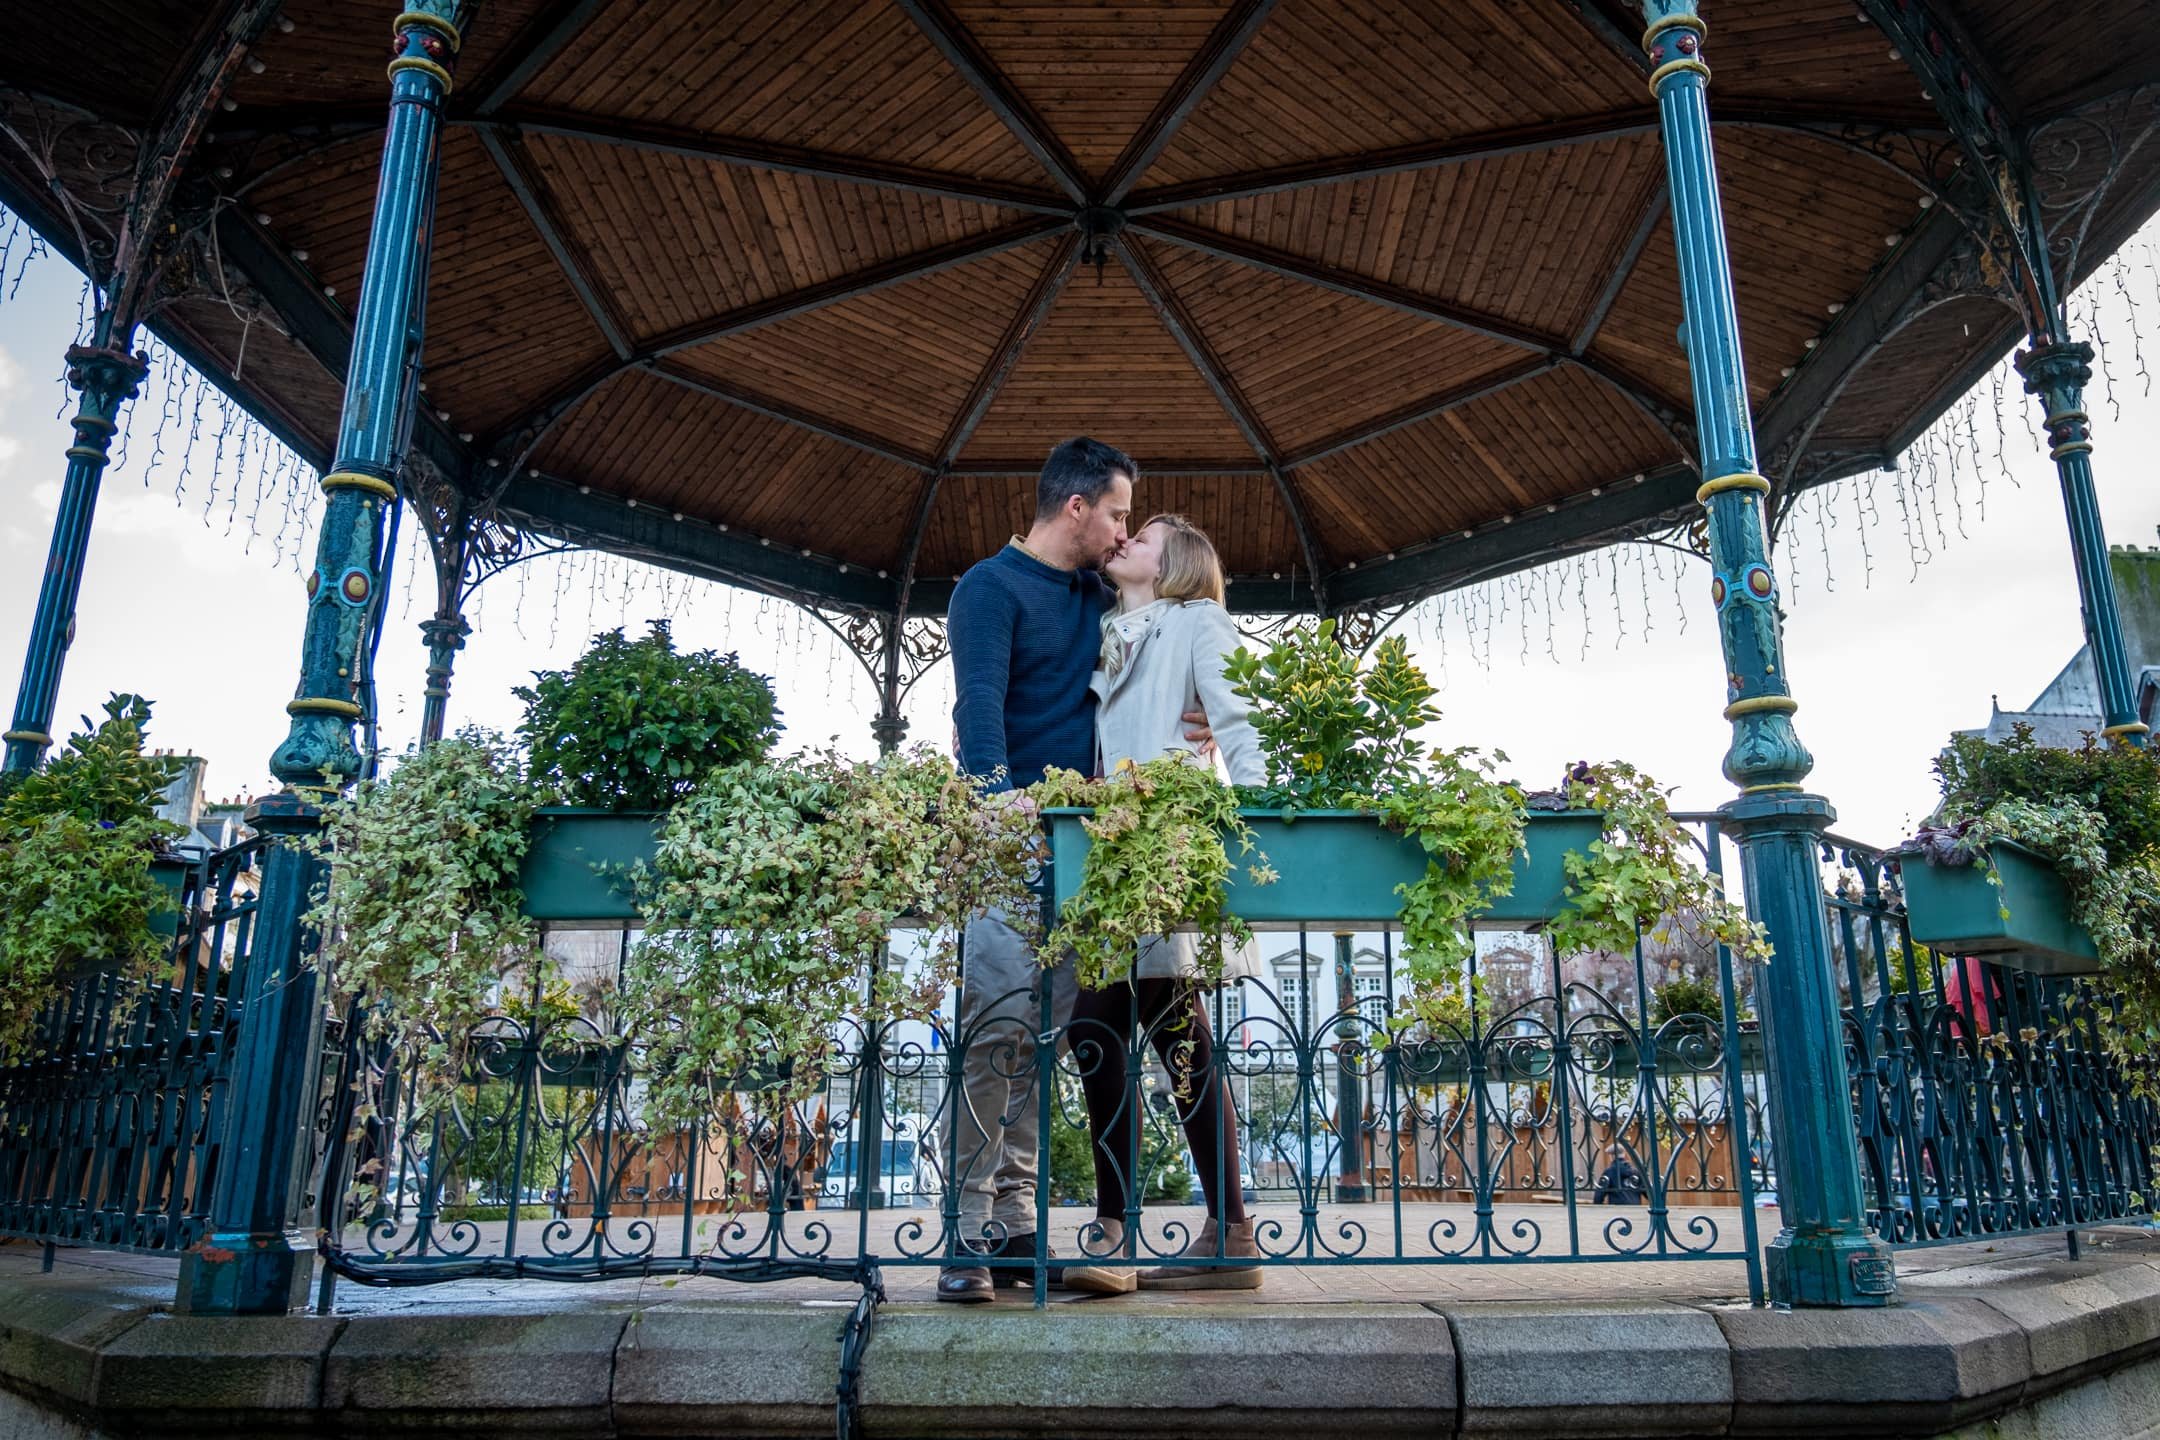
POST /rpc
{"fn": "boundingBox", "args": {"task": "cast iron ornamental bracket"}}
[1640,0,1900,1308]
[1861,0,2150,744]
[0,0,284,774]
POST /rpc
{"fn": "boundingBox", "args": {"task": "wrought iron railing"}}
[1820,836,2158,1248]
[8,816,2155,1312]
[0,839,264,1255]
[308,819,1768,1306]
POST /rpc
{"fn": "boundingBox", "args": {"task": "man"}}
[939,436,1206,1302]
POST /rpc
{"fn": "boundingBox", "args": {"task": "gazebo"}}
[1,0,2156,1317]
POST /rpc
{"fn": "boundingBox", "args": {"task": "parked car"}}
[820,1135,936,1205]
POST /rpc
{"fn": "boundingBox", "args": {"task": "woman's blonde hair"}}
[1142,513,1225,604]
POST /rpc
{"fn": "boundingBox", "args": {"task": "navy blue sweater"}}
[949,543,1112,792]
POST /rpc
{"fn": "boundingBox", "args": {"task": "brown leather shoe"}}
[936,1263,995,1303]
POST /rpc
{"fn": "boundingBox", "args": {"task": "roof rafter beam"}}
[1572,174,1666,353]
[493,108,1074,213]
[209,102,1075,213]
[1556,0,1648,77]
[1282,358,1558,469]
[894,0,1090,205]
[488,215,1066,472]
[105,0,286,331]
[1101,0,1278,205]
[1133,215,1696,462]
[1123,105,1948,213]
[1117,234,1332,607]
[934,231,1082,467]
[643,362,938,471]
[1565,354,1696,463]
[476,124,634,359]
[469,0,610,117]
[1131,214,1556,353]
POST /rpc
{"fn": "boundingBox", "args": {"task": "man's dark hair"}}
[1035,436,1137,521]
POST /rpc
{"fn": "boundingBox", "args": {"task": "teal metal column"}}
[2017,342,2147,744]
[1640,1,1896,1306]
[178,1,471,1317]
[2,341,148,773]
[270,0,466,790]
[175,805,328,1314]
[417,614,470,745]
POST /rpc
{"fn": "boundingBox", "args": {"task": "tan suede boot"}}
[1137,1217,1262,1290]
[1061,1216,1138,1296]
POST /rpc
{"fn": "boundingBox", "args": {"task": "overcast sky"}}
[2,215,2158,846]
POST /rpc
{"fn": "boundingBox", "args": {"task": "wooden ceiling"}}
[2,0,2157,616]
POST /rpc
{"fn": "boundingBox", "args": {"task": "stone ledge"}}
[325,1309,629,1432]
[2,1252,2160,1438]
[97,1313,340,1420]
[862,1302,1457,1437]
[1717,1296,2033,1434]
[0,1283,158,1411]
[1445,1299,1730,1435]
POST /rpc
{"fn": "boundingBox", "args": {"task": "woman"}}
[1061,514,1265,1296]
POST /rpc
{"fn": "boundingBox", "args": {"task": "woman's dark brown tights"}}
[1068,978,1247,1225]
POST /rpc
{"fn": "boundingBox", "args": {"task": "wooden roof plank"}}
[475,125,632,360]
[894,0,1089,203]
[1102,0,1280,205]
[471,0,610,116]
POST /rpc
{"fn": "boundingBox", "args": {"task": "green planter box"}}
[1044,807,1602,930]
[1900,840,2101,976]
[148,856,191,939]
[520,808,662,925]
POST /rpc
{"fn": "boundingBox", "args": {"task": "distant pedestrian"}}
[1593,1149,1646,1204]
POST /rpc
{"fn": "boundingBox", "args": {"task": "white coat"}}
[1088,597,1265,983]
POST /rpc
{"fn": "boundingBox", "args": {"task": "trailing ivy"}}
[621,746,1041,1134]
[0,695,183,1056]
[1921,725,2160,1052]
[1034,756,1264,990]
[307,731,544,1097]
[1225,624,1526,1031]
[1549,760,1768,969]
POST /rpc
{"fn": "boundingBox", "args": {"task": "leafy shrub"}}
[516,621,780,811]
[308,731,542,1094]
[1225,625,1525,1029]
[1650,975,1724,1028]
[1035,756,1263,990]
[1936,724,2160,858]
[0,696,184,1055]
[622,747,1040,1131]
[1924,724,2160,1050]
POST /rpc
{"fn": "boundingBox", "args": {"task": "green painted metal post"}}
[178,1,470,1316]
[2,341,149,774]
[2017,341,2148,745]
[176,794,328,1314]
[417,614,470,745]
[1641,0,1896,1306]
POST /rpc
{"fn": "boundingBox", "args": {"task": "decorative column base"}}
[1721,790,1896,1308]
[1767,1225,1899,1309]
[174,1232,316,1316]
[176,790,327,1315]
